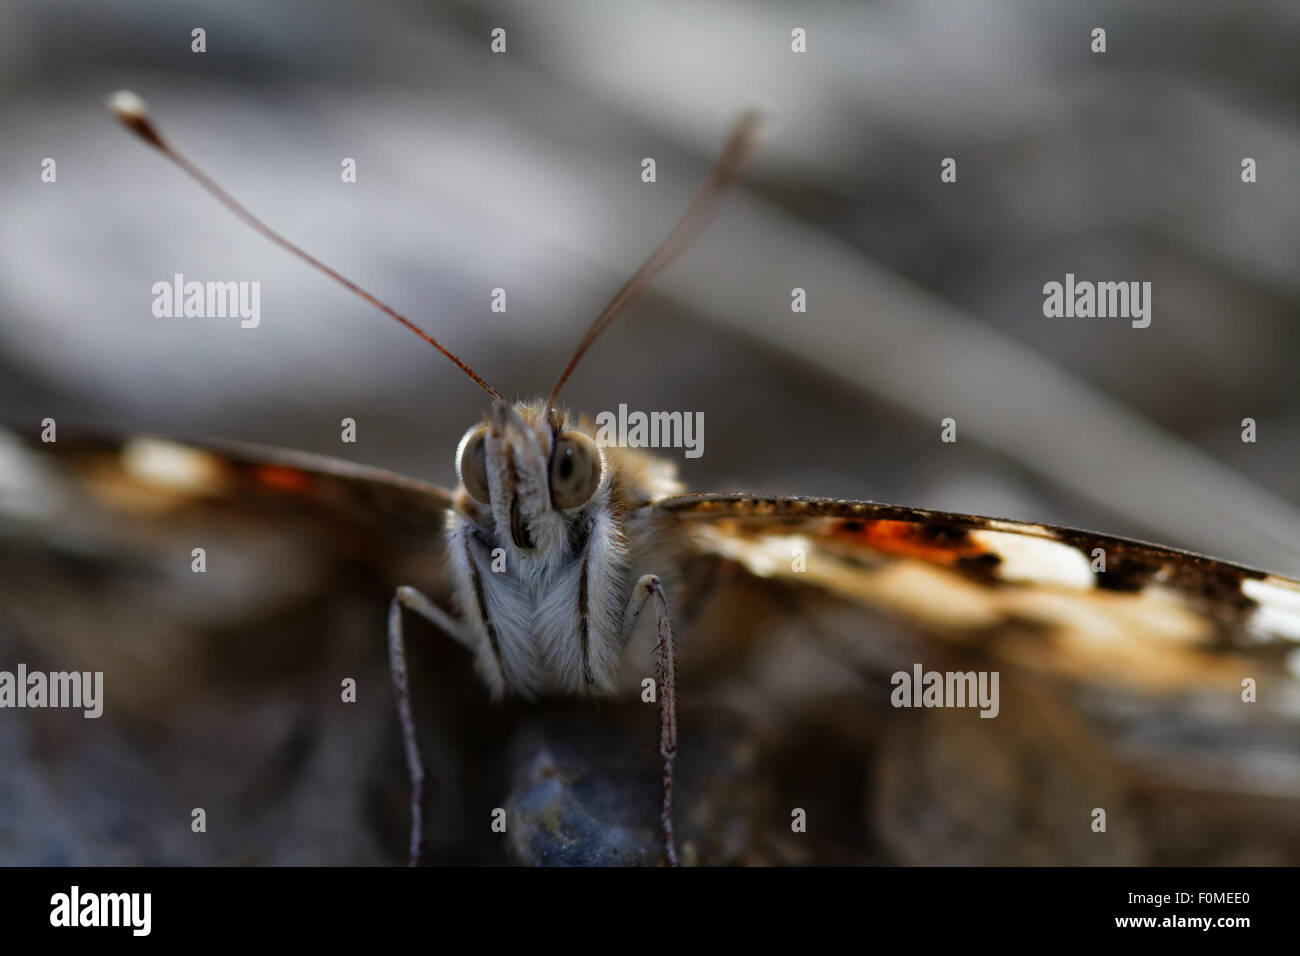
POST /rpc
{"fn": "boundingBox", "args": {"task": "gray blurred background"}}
[2,0,1298,575]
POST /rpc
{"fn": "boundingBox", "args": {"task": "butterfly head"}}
[454,399,607,557]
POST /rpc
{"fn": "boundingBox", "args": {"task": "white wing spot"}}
[1243,576,1300,642]
[971,529,1095,590]
[121,439,224,493]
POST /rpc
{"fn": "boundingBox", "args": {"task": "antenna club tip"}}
[107,89,148,120]
[107,90,166,150]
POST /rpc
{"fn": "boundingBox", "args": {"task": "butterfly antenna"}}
[107,90,502,401]
[546,109,761,410]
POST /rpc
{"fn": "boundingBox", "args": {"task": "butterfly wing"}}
[0,430,467,864]
[651,493,1300,864]
[657,493,1300,686]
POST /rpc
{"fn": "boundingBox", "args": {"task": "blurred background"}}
[0,0,1298,865]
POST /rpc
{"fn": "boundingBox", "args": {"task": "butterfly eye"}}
[549,430,602,510]
[456,425,491,504]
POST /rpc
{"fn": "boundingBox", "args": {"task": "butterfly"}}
[1,93,1297,867]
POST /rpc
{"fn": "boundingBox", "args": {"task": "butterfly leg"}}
[388,584,471,867]
[622,574,679,866]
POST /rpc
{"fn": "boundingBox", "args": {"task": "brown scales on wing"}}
[656,493,1300,691]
